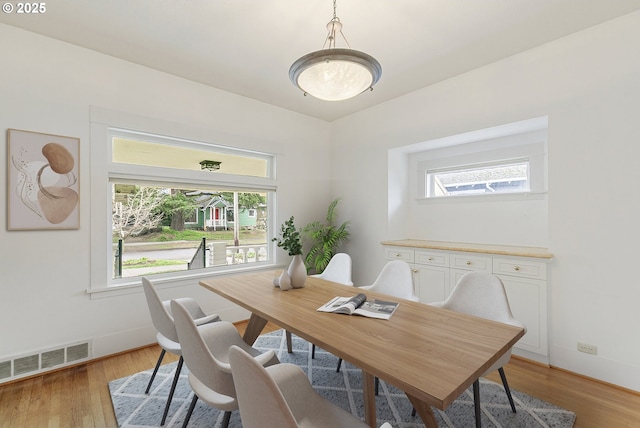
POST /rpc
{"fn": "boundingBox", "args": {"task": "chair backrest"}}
[439,271,525,328]
[311,253,353,286]
[365,260,419,301]
[141,277,179,342]
[229,345,298,428]
[170,299,238,399]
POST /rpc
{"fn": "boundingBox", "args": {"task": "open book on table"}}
[316,293,399,320]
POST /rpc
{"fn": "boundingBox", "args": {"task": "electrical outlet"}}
[577,342,597,355]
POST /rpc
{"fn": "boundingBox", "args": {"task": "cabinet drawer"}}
[384,247,414,263]
[415,250,449,267]
[493,257,547,280]
[450,253,492,272]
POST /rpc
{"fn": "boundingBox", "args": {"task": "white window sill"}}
[416,191,547,204]
[86,263,282,299]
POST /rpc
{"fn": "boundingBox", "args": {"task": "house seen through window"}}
[109,130,274,283]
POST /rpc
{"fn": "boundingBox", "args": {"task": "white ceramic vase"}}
[287,254,307,288]
[278,270,291,291]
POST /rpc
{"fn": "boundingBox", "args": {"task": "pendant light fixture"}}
[289,0,382,101]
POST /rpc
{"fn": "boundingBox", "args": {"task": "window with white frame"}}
[414,127,547,200]
[92,124,276,290]
[426,159,530,198]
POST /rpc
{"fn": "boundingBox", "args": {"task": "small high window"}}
[426,160,529,198]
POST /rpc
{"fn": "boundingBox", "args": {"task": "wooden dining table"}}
[200,270,525,428]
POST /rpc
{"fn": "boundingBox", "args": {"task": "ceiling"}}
[2,1,640,122]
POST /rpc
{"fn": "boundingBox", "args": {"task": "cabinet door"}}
[498,275,548,356]
[415,265,450,304]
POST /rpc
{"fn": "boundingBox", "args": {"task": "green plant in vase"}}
[303,198,350,274]
[273,216,306,288]
[272,216,303,256]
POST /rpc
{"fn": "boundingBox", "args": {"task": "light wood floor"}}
[1,321,638,427]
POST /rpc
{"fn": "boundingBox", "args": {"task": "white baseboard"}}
[550,344,640,392]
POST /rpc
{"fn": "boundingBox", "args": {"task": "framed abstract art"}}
[7,129,80,230]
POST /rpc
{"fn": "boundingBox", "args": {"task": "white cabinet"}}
[383,242,552,364]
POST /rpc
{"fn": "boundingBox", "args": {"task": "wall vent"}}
[0,340,91,384]
[14,354,39,376]
[42,349,65,368]
[67,343,89,362]
[0,361,11,380]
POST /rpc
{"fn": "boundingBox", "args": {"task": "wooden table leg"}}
[407,394,439,428]
[242,313,268,345]
[362,371,377,428]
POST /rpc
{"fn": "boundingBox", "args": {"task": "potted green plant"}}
[303,198,350,274]
[272,216,303,256]
[272,216,306,288]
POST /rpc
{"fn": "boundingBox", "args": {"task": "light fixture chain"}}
[333,0,337,20]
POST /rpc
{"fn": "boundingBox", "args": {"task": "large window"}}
[91,122,277,291]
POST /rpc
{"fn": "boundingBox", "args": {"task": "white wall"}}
[332,11,640,391]
[0,24,332,369]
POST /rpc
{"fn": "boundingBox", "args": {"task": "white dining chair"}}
[359,260,419,302]
[141,277,220,426]
[422,271,526,427]
[312,252,354,285]
[229,345,393,428]
[171,299,279,428]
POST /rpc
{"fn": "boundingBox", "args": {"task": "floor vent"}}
[0,340,91,384]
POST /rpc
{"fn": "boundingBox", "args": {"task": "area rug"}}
[109,329,575,428]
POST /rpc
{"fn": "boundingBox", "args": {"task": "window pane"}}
[428,161,529,197]
[112,184,269,279]
[112,137,269,178]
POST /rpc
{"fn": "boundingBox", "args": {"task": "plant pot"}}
[287,254,307,288]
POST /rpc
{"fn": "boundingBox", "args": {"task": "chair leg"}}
[336,358,343,372]
[161,356,184,426]
[473,379,481,428]
[286,330,293,353]
[311,343,316,359]
[182,394,198,428]
[498,367,517,413]
[146,349,166,393]
[221,411,232,428]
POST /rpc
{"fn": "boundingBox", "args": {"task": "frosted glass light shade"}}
[289,48,382,101]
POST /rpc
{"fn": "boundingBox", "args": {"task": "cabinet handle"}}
[395,253,401,257]
[427,257,433,261]
[466,261,472,266]
[513,266,521,272]
[412,269,418,273]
